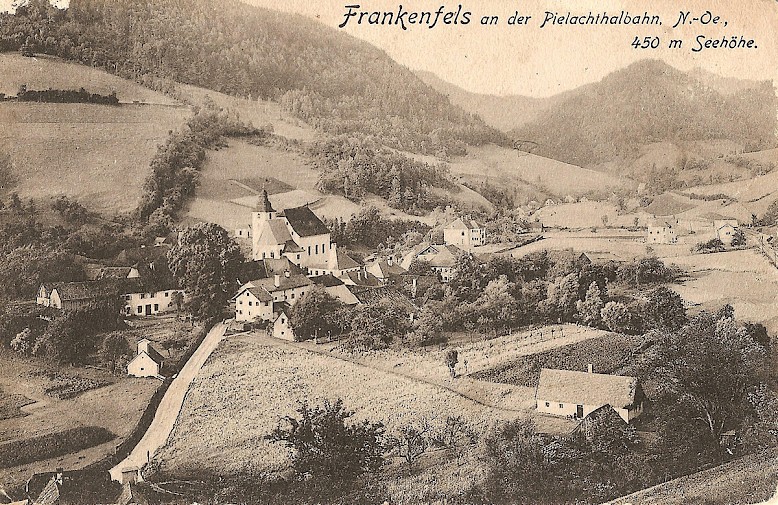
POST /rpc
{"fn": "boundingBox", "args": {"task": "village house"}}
[233,270,314,322]
[402,243,468,283]
[714,219,739,245]
[646,219,678,244]
[366,257,407,284]
[127,338,165,378]
[535,366,645,423]
[268,303,294,341]
[443,217,487,250]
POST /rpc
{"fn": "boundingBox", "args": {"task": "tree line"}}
[13,84,119,105]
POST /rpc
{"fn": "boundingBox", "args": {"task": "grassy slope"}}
[0,54,190,213]
[0,53,178,104]
[610,447,778,505]
[449,144,634,199]
[154,335,518,478]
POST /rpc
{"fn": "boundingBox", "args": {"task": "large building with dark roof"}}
[248,190,360,278]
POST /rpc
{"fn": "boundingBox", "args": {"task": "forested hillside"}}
[512,60,777,167]
[0,0,507,156]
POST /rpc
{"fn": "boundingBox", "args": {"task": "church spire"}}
[255,189,275,213]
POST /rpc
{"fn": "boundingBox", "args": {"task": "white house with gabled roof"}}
[444,217,486,250]
[535,366,645,423]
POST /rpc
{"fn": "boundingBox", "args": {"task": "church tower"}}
[252,190,277,259]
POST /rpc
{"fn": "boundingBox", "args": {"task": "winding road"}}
[108,322,229,483]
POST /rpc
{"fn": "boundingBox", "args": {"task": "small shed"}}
[127,339,164,378]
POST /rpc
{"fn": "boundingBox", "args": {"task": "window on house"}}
[125,295,131,301]
[137,306,142,314]
[248,301,253,306]
[165,292,169,297]
[559,403,564,409]
[270,252,274,259]
[265,301,270,307]
[140,293,146,299]
[291,293,295,299]
[308,246,311,255]
[154,304,159,311]
[315,244,319,254]
[545,402,550,407]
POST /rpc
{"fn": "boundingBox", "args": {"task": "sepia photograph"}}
[0,0,776,503]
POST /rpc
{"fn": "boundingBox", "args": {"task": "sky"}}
[242,0,778,97]
[2,0,776,97]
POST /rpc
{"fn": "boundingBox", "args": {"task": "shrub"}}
[0,426,115,469]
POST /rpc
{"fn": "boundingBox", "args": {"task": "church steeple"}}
[255,189,275,213]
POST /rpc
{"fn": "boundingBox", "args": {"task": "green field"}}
[0,102,190,213]
[0,53,178,105]
[153,335,518,480]
[470,333,646,388]
[449,144,635,199]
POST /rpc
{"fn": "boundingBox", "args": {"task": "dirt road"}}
[108,322,228,483]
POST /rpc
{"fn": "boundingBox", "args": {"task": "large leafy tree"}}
[0,245,84,299]
[651,312,771,462]
[289,286,344,341]
[643,286,686,331]
[267,399,386,490]
[167,222,244,320]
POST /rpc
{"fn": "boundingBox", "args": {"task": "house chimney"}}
[587,364,593,374]
[284,269,290,278]
[55,468,64,486]
[274,274,281,287]
[387,257,394,266]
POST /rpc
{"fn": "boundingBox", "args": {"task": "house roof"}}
[95,267,135,280]
[251,273,314,293]
[279,206,330,237]
[339,270,381,287]
[49,280,118,302]
[714,219,739,230]
[255,190,276,213]
[447,217,484,230]
[310,274,345,287]
[418,244,466,268]
[536,368,640,409]
[348,286,418,312]
[369,259,407,279]
[34,477,59,505]
[246,286,273,302]
[282,240,304,253]
[325,284,360,305]
[138,340,165,364]
[255,219,293,246]
[329,249,361,270]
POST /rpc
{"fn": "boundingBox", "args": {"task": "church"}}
[248,190,359,277]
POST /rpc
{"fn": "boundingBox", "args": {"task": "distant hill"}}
[511,59,777,169]
[415,70,563,132]
[0,0,507,156]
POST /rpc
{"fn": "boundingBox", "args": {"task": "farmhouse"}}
[535,367,645,423]
[36,281,111,311]
[402,243,468,282]
[233,271,314,322]
[647,220,677,244]
[127,338,165,378]
[714,219,739,245]
[443,217,486,250]
[268,304,294,341]
[366,257,407,284]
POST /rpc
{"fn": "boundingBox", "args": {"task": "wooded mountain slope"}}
[511,60,776,167]
[0,0,507,156]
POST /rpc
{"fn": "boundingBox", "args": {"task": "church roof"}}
[279,206,330,237]
[255,219,293,246]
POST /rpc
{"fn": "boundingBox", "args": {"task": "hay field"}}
[0,53,178,105]
[449,144,635,198]
[667,249,778,333]
[153,335,520,478]
[0,102,189,213]
[177,83,319,142]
